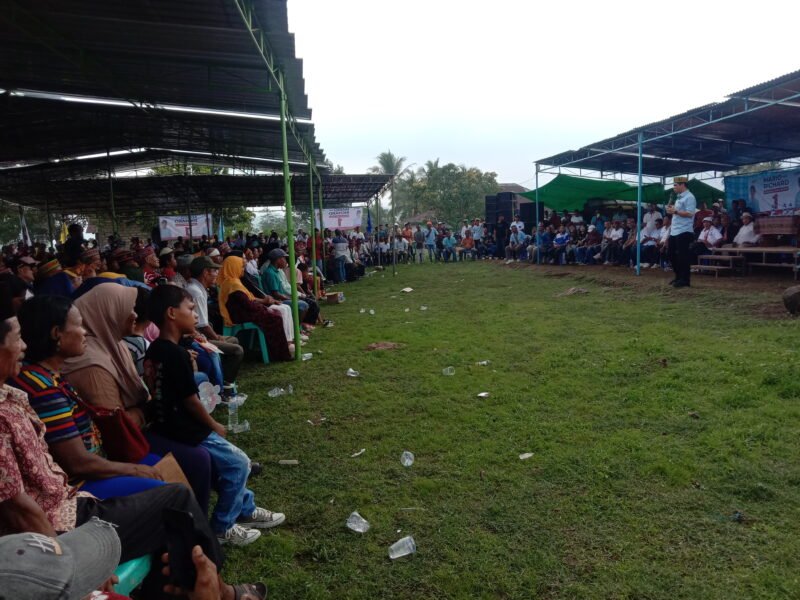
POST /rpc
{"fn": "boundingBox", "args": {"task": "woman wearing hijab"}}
[217,256,294,361]
[62,283,212,513]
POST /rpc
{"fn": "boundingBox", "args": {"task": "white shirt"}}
[660,226,671,244]
[511,220,525,233]
[642,210,662,227]
[609,227,624,241]
[349,231,365,241]
[639,226,659,246]
[733,222,760,245]
[186,279,210,328]
[570,215,584,224]
[698,226,722,247]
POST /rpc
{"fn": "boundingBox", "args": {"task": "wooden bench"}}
[698,254,744,276]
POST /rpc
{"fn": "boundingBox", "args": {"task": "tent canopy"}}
[518,174,664,212]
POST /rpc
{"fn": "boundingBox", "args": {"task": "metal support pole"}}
[279,72,302,361]
[535,163,541,265]
[186,197,194,252]
[309,164,319,298]
[318,180,326,278]
[44,195,55,250]
[635,132,644,276]
[391,177,397,276]
[107,150,118,236]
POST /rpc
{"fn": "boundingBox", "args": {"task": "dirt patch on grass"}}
[749,302,793,320]
[365,341,404,351]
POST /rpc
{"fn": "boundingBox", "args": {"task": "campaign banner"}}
[725,167,800,216]
[314,207,364,230]
[159,214,212,241]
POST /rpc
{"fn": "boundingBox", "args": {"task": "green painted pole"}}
[279,72,303,361]
[318,178,326,278]
[635,131,643,276]
[391,176,397,276]
[535,163,541,265]
[309,164,319,298]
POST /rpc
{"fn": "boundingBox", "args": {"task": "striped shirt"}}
[10,364,102,454]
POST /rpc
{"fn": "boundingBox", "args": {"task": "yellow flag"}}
[59,222,68,243]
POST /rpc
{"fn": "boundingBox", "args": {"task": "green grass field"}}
[224,262,800,599]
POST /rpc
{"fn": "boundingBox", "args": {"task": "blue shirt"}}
[670,190,697,236]
[425,228,438,244]
[443,235,457,249]
[509,232,525,245]
[535,232,552,247]
[553,232,570,246]
[471,225,483,241]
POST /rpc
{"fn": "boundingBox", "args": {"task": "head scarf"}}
[63,283,148,408]
[218,256,254,327]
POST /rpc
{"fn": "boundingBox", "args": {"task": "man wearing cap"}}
[666,176,697,287]
[158,247,177,280]
[35,259,76,298]
[692,216,722,262]
[80,248,103,280]
[11,256,37,298]
[511,214,525,235]
[733,212,760,247]
[187,257,244,385]
[262,249,318,328]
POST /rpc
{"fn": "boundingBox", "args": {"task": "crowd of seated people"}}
[0,222,380,598]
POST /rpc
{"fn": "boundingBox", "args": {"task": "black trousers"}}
[670,232,694,284]
[76,483,224,568]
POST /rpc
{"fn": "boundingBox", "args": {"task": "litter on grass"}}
[555,287,590,297]
[477,392,490,398]
[346,368,360,377]
[278,459,299,465]
[302,353,313,361]
[420,305,428,311]
[359,308,366,313]
[442,366,455,376]
[365,342,403,351]
[476,360,491,366]
[401,287,414,293]
[519,453,534,460]
[404,308,410,312]
[346,511,370,533]
[400,451,415,467]
[369,309,375,315]
[350,448,366,458]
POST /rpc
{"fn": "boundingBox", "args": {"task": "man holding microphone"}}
[666,176,696,288]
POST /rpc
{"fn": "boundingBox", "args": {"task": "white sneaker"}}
[640,263,650,268]
[218,524,261,546]
[593,253,602,260]
[238,507,286,529]
[650,263,659,269]
[603,261,611,265]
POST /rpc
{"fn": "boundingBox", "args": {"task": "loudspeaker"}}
[519,203,536,235]
[496,192,514,224]
[484,195,497,224]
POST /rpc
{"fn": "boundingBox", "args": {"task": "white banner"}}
[159,214,213,241]
[725,167,800,215]
[314,207,363,230]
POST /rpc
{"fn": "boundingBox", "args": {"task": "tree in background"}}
[392,159,499,225]
[369,151,407,225]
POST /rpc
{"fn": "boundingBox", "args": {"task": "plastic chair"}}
[223,323,270,364]
[114,555,152,597]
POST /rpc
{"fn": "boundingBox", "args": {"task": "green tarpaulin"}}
[519,174,725,212]
[518,174,664,212]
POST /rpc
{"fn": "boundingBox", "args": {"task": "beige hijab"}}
[63,283,149,408]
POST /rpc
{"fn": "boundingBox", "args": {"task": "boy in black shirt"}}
[145,285,285,546]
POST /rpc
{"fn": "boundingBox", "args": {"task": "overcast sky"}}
[288,0,799,187]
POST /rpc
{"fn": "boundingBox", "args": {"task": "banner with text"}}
[725,167,800,216]
[159,214,213,241]
[314,207,363,230]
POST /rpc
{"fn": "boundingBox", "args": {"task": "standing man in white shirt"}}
[642,204,663,228]
[510,213,525,236]
[666,176,697,288]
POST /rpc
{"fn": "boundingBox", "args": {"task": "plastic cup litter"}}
[400,451,415,467]
[388,536,417,559]
[442,366,455,376]
[519,453,534,460]
[302,353,313,361]
[346,368,360,377]
[477,392,490,398]
[346,511,370,533]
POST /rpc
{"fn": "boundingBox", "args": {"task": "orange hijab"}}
[218,256,254,326]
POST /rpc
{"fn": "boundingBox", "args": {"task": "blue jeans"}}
[191,342,223,387]
[79,453,165,499]
[425,244,436,262]
[200,432,257,534]
[335,256,346,282]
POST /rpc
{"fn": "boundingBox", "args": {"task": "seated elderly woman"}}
[218,255,295,361]
[61,283,212,514]
[11,295,165,499]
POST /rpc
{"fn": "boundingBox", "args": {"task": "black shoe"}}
[673,281,691,288]
[668,279,677,285]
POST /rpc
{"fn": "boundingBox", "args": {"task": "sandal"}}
[233,582,267,600]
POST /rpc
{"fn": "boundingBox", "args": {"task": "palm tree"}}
[369,150,407,178]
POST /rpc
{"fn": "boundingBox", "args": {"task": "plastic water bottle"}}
[227,399,239,431]
[346,511,370,533]
[267,387,284,398]
[302,353,313,361]
[388,536,416,559]
[400,451,415,467]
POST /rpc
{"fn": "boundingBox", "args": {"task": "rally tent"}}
[518,174,664,212]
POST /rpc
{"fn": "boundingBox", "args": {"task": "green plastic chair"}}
[113,555,152,597]
[223,322,270,364]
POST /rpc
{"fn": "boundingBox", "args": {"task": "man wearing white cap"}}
[733,213,761,247]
